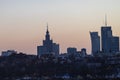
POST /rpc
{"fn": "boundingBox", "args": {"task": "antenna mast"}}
[105,14,107,26]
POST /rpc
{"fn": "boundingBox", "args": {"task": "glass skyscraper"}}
[90,32,100,55]
[101,26,119,53]
[101,26,112,53]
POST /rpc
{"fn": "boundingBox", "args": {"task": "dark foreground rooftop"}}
[0,53,120,80]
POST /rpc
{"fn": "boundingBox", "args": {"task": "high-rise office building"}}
[37,25,59,56]
[101,26,112,53]
[90,32,100,55]
[101,16,119,53]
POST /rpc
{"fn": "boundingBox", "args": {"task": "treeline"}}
[0,53,119,79]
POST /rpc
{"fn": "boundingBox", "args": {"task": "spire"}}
[46,23,49,33]
[47,23,48,31]
[45,23,50,40]
[105,14,107,26]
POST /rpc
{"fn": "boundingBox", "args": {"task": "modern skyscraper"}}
[101,27,112,53]
[37,24,59,56]
[90,32,100,55]
[101,16,119,53]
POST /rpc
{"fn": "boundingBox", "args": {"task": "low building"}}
[1,50,17,56]
[81,48,87,57]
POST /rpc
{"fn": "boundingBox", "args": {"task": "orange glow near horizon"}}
[0,0,120,54]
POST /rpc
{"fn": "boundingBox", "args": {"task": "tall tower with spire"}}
[37,24,59,56]
[101,15,112,53]
[43,24,53,53]
[101,15,119,53]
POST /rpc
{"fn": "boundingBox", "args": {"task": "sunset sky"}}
[0,0,120,54]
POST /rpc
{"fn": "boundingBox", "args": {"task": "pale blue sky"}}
[0,0,120,54]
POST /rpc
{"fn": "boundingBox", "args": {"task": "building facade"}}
[37,25,59,56]
[111,37,119,53]
[67,47,77,55]
[90,32,100,55]
[1,50,17,56]
[101,26,112,53]
[101,26,119,53]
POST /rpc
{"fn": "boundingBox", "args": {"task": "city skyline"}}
[37,24,59,56]
[0,0,120,54]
